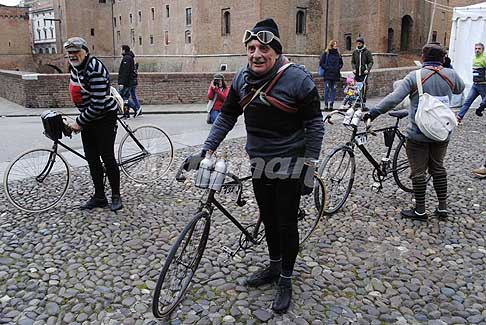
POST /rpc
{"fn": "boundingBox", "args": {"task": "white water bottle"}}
[342,107,355,125]
[351,109,362,126]
[209,158,227,192]
[195,152,214,188]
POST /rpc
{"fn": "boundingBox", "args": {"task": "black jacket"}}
[319,48,343,81]
[351,46,374,76]
[118,51,138,87]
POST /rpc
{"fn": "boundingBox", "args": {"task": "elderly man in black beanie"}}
[189,18,324,313]
[366,43,464,221]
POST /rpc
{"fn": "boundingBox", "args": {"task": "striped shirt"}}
[69,55,117,127]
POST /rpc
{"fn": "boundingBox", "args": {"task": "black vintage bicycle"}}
[318,109,413,214]
[152,158,326,319]
[3,110,174,213]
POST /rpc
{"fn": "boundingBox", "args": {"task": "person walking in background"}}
[351,37,373,109]
[365,43,464,221]
[207,73,229,124]
[320,40,343,111]
[118,45,142,118]
[456,43,486,124]
[64,37,123,211]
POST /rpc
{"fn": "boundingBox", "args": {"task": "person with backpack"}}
[365,43,464,221]
[319,40,343,111]
[118,45,142,118]
[64,37,123,212]
[183,18,324,314]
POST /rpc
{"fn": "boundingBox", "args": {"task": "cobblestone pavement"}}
[1,112,485,325]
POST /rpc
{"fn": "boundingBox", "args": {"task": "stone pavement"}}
[1,104,485,324]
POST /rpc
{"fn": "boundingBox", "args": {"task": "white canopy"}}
[449,2,486,103]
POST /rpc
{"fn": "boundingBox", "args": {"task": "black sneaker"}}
[400,209,428,221]
[272,279,292,314]
[111,195,123,211]
[245,267,280,287]
[434,208,448,220]
[81,196,108,210]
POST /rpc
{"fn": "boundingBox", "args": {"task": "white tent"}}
[449,2,486,107]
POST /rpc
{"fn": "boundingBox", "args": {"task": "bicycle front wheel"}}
[318,146,355,214]
[392,137,413,193]
[152,211,211,319]
[299,172,326,246]
[118,125,174,183]
[4,148,70,213]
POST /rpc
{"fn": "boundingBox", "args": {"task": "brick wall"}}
[0,66,417,108]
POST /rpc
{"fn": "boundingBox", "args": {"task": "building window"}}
[296,9,306,34]
[222,10,230,35]
[117,30,120,41]
[8,41,11,47]
[185,8,192,25]
[151,8,155,20]
[39,48,43,54]
[138,11,142,22]
[129,13,132,24]
[432,30,438,43]
[139,36,142,46]
[166,5,169,17]
[131,29,135,45]
[164,31,169,45]
[150,34,154,44]
[52,48,56,54]
[185,30,191,44]
[119,15,121,25]
[345,33,352,51]
[50,28,53,38]
[44,30,47,38]
[37,30,41,39]
[91,28,95,36]
[37,20,40,27]
[99,0,106,3]
[113,17,116,27]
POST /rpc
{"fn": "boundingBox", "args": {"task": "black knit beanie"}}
[248,18,282,54]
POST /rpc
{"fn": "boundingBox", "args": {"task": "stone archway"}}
[400,15,413,51]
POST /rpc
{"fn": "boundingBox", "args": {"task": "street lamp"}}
[44,18,62,53]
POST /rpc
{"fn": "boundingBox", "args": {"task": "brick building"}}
[0,5,33,70]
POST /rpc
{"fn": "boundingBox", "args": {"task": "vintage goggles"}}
[63,38,88,52]
[242,30,281,45]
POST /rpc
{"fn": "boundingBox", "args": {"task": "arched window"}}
[345,34,352,51]
[296,10,306,34]
[39,48,43,54]
[432,31,438,43]
[387,28,394,53]
[400,15,413,51]
[223,11,231,35]
[185,30,192,44]
[44,30,47,39]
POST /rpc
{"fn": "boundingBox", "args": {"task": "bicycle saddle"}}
[388,110,408,119]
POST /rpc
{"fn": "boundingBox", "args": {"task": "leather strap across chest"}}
[411,66,454,95]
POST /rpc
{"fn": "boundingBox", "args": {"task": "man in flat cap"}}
[188,18,324,313]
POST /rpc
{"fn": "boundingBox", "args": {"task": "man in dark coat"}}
[118,45,142,118]
[351,37,373,107]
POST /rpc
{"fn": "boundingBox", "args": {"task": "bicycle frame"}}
[345,117,405,177]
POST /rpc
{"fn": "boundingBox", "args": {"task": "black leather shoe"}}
[111,195,123,211]
[400,209,428,221]
[434,208,448,220]
[81,196,108,210]
[245,267,280,287]
[272,280,292,314]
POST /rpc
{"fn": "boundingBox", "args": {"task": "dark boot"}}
[400,209,428,221]
[245,267,280,287]
[434,208,448,220]
[111,195,123,211]
[272,277,292,314]
[81,196,108,210]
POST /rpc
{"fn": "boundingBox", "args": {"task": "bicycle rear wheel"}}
[152,211,210,319]
[118,125,173,183]
[317,146,355,214]
[298,172,326,246]
[4,148,70,213]
[392,137,413,193]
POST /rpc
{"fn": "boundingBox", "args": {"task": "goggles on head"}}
[242,30,281,45]
[63,38,87,52]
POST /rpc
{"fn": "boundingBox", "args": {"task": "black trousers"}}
[80,111,120,198]
[252,176,301,275]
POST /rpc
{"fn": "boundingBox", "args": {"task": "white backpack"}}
[414,69,457,142]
